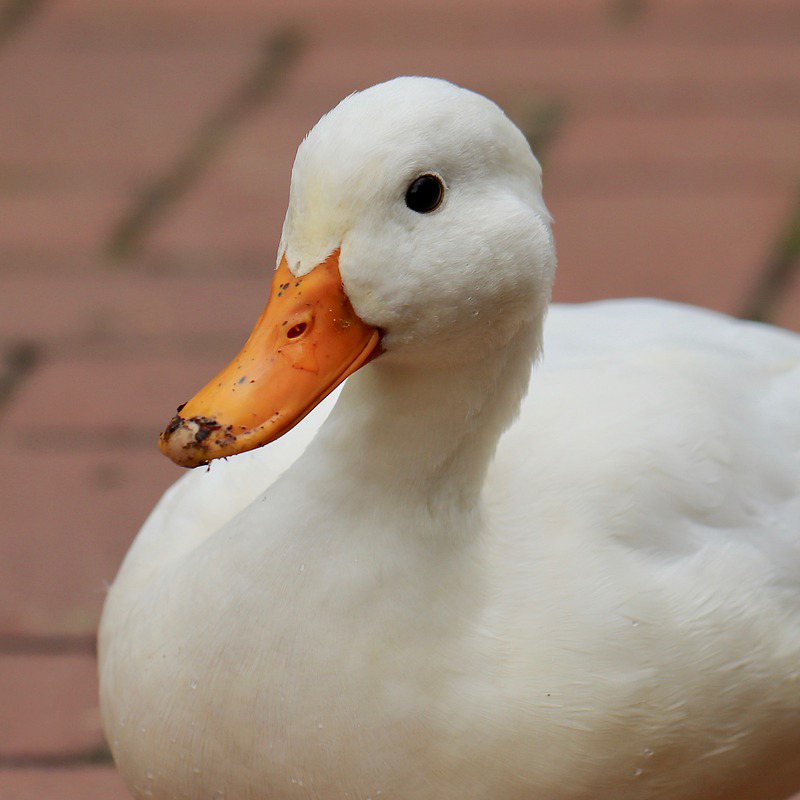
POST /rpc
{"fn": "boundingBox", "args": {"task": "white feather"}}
[99,78,800,800]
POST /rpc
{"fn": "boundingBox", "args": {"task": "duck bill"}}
[159,250,381,468]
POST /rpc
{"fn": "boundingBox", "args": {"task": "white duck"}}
[99,77,800,800]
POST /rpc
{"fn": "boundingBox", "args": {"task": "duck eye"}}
[405,174,444,214]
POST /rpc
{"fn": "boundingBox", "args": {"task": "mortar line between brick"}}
[0,744,113,769]
[0,341,41,415]
[0,0,48,54]
[0,632,96,655]
[740,182,800,323]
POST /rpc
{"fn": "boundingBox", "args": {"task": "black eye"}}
[405,174,444,214]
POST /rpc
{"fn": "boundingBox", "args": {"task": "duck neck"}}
[300,318,541,530]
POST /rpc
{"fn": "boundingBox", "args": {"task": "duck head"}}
[159,77,556,467]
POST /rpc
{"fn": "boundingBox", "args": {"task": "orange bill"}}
[159,250,381,467]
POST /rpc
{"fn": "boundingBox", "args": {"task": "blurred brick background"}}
[1,0,798,796]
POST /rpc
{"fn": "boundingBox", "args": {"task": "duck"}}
[98,76,800,800]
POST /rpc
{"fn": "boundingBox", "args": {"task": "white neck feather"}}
[292,317,542,537]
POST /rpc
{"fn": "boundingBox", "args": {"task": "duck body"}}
[99,78,800,800]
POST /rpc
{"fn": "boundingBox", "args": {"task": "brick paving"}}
[1,0,799,796]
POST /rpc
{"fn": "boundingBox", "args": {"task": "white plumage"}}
[99,77,800,800]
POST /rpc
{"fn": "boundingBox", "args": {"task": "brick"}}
[287,38,798,117]
[0,26,258,174]
[286,26,800,89]
[3,356,233,434]
[0,189,128,255]
[84,0,799,50]
[0,273,269,343]
[0,451,179,636]
[547,187,790,315]
[0,653,103,755]
[0,767,129,800]
[145,157,290,259]
[551,115,800,194]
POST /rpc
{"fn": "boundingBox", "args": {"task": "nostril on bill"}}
[286,322,308,339]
